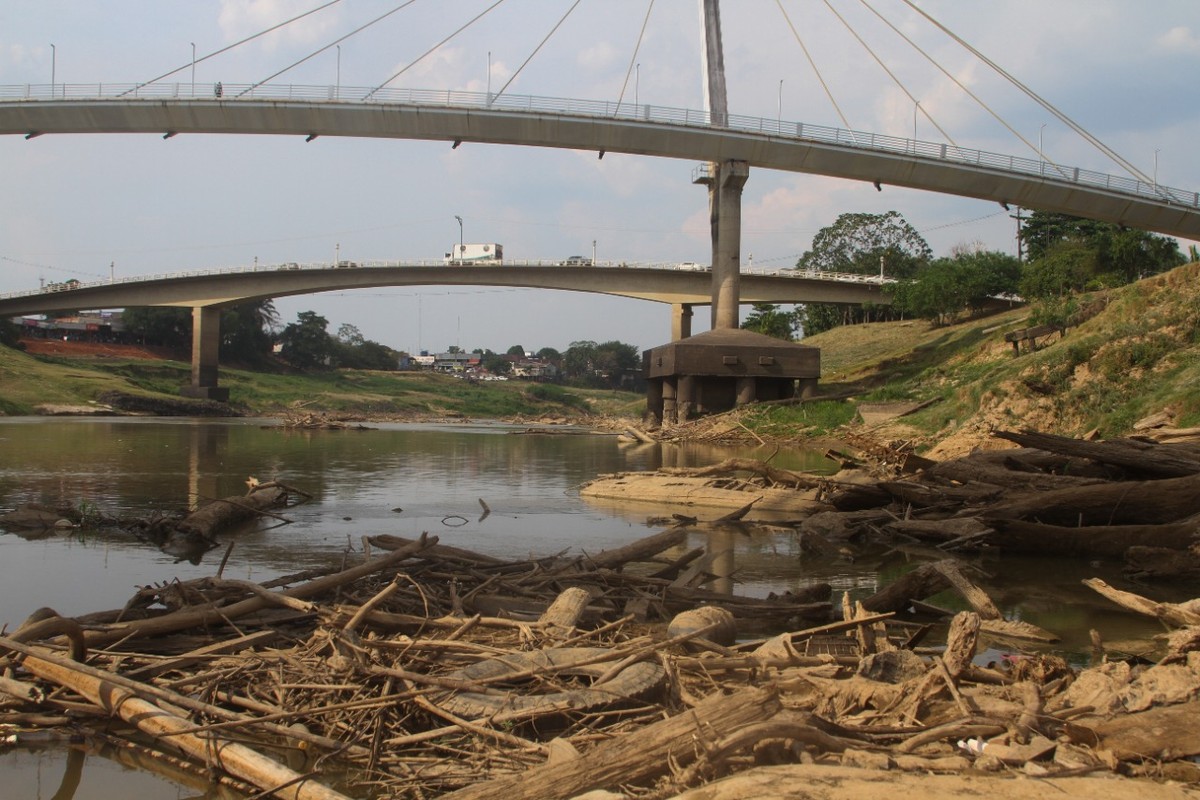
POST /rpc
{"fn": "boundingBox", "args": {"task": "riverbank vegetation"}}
[0,343,644,419]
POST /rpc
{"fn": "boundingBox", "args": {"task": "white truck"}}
[445,243,504,265]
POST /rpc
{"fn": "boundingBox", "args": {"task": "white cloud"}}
[217,0,340,50]
[1159,26,1200,53]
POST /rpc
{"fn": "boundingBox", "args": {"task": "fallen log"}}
[879,480,1005,508]
[173,484,291,540]
[978,472,1200,526]
[860,562,952,614]
[987,516,1200,558]
[581,527,689,571]
[1082,578,1200,627]
[992,429,1200,478]
[438,686,781,800]
[925,457,1108,492]
[1124,545,1200,581]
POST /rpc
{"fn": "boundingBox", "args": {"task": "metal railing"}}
[0,259,893,302]
[2,82,1195,209]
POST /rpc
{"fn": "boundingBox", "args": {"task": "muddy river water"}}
[0,417,1170,798]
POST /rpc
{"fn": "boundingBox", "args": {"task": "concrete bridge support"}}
[708,159,749,330]
[671,303,694,340]
[181,306,229,401]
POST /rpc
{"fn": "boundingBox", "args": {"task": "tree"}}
[794,211,932,335]
[120,307,192,348]
[798,211,932,279]
[336,323,365,347]
[741,303,799,340]
[1020,211,1184,287]
[889,250,1021,325]
[220,299,278,364]
[482,352,512,375]
[0,318,22,350]
[335,338,399,370]
[1019,241,1099,299]
[562,340,597,380]
[278,310,333,369]
[561,340,640,389]
[506,344,526,357]
[536,346,561,364]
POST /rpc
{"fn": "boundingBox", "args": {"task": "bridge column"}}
[181,306,229,402]
[708,159,749,330]
[671,303,694,341]
[661,378,678,425]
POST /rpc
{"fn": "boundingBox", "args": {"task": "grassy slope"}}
[784,260,1200,451]
[0,347,644,419]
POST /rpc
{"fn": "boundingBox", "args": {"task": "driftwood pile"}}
[795,428,1200,584]
[3,432,1200,798]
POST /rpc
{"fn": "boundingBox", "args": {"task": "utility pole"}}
[1009,207,1025,262]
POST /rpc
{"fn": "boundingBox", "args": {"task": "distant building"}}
[15,311,127,343]
[432,352,480,372]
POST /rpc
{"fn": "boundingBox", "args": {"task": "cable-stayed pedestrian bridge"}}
[3,82,1199,240]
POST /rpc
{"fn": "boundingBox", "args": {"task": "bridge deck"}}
[2,83,1198,240]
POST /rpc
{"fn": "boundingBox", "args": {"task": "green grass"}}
[0,346,642,420]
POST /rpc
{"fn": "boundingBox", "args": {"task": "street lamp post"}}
[1154,148,1160,189]
[190,42,195,96]
[50,43,55,97]
[487,51,491,100]
[635,63,640,108]
[454,215,464,260]
[1039,123,1047,174]
[336,45,341,98]
[777,79,783,129]
[913,100,920,144]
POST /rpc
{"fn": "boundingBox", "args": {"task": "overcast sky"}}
[2,1,1198,355]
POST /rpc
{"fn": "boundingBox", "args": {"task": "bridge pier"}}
[671,303,694,340]
[708,159,749,330]
[181,306,229,402]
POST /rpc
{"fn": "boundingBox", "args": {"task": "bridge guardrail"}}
[1,82,1195,210]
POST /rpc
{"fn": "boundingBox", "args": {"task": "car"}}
[335,260,359,268]
[561,255,592,266]
[677,261,707,271]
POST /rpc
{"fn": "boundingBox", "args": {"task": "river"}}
[0,417,1166,798]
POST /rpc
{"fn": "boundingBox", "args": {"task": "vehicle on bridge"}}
[560,255,592,266]
[46,279,81,291]
[677,262,708,271]
[445,243,504,265]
